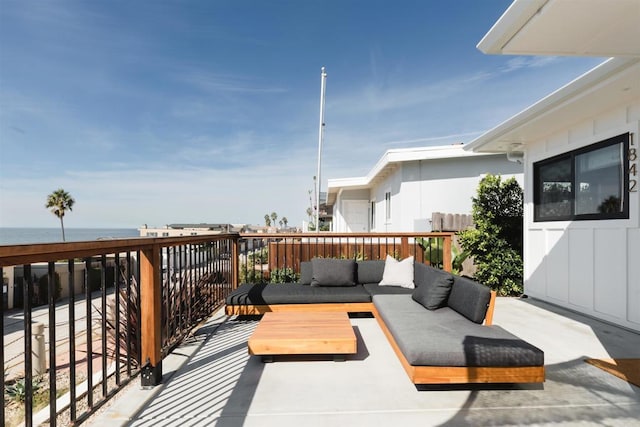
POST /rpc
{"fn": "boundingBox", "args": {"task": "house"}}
[326,144,523,232]
[139,223,246,237]
[466,0,640,332]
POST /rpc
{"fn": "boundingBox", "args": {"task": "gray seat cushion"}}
[226,282,372,305]
[447,275,491,324]
[363,282,414,296]
[373,295,544,367]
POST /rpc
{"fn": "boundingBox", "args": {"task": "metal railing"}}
[237,232,454,283]
[1,231,453,426]
[0,234,238,427]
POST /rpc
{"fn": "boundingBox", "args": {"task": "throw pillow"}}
[411,273,454,310]
[310,258,356,287]
[299,261,313,285]
[379,255,414,289]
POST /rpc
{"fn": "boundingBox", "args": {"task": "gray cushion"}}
[311,258,356,287]
[413,262,451,288]
[447,276,491,324]
[357,260,385,284]
[299,261,312,285]
[411,273,454,310]
[373,295,544,367]
[226,282,371,305]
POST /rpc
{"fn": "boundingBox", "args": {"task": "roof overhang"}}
[465,57,640,153]
[478,0,640,57]
[326,145,496,205]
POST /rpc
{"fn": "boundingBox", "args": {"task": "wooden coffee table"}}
[248,311,357,362]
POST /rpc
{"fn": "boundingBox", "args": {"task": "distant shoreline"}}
[0,227,140,245]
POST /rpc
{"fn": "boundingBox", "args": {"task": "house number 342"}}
[631,143,638,192]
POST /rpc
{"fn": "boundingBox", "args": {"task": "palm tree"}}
[264,214,271,227]
[282,217,288,228]
[45,188,75,241]
[270,212,278,228]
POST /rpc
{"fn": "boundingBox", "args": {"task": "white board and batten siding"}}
[524,101,640,332]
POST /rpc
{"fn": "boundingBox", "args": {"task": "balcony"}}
[2,232,639,426]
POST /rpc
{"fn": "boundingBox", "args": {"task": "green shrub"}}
[87,266,116,292]
[458,174,523,296]
[6,377,43,402]
[269,267,299,283]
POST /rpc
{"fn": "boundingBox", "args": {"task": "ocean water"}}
[0,228,140,245]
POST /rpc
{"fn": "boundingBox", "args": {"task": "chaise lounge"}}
[226,257,545,385]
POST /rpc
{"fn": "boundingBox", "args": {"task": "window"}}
[385,191,391,221]
[534,133,629,221]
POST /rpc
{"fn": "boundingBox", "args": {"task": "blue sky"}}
[0,1,603,228]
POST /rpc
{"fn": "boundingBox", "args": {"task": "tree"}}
[458,175,523,296]
[270,212,278,228]
[264,214,271,227]
[282,216,288,228]
[45,188,75,242]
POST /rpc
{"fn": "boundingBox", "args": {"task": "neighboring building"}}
[467,0,640,332]
[326,145,523,232]
[139,223,246,237]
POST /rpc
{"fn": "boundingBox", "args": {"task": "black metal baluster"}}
[84,258,93,409]
[68,260,77,423]
[100,255,107,398]
[125,252,132,377]
[47,262,57,426]
[24,264,33,427]
[114,253,121,386]
[163,247,169,348]
[135,251,142,369]
[173,246,180,336]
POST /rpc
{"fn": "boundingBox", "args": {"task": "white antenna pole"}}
[315,66,327,233]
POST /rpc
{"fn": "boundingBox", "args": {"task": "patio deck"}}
[91,297,640,426]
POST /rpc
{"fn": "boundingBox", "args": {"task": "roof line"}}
[465,57,639,152]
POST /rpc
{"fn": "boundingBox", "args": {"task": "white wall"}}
[333,155,522,233]
[524,100,640,332]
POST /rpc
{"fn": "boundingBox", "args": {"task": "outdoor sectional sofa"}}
[225,258,545,385]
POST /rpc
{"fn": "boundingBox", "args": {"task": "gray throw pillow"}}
[411,273,454,310]
[299,261,313,285]
[311,258,356,287]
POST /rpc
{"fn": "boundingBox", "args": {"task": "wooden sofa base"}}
[226,290,545,384]
[373,308,545,384]
[225,302,374,316]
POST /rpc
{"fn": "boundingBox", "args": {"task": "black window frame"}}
[533,133,630,222]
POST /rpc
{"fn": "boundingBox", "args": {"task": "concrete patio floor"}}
[91,297,640,426]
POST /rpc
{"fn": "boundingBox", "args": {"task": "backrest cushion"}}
[447,275,491,324]
[379,255,415,289]
[311,258,357,287]
[299,261,313,285]
[411,271,454,310]
[413,262,451,288]
[357,260,385,284]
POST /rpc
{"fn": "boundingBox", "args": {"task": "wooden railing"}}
[0,231,453,426]
[237,232,454,283]
[0,234,239,427]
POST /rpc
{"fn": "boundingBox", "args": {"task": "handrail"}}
[0,234,240,267]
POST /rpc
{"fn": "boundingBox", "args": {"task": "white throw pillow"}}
[379,255,415,289]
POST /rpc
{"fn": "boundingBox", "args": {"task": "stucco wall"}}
[333,154,522,233]
[523,100,640,332]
